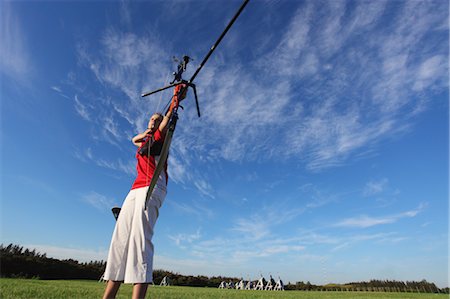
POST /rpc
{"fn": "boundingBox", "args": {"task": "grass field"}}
[0,278,447,299]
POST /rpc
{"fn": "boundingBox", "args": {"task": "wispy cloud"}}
[162,201,319,263]
[188,235,308,264]
[51,86,71,100]
[413,55,448,91]
[259,0,447,170]
[232,199,309,240]
[0,2,32,83]
[169,229,201,248]
[334,204,426,228]
[232,216,271,241]
[336,215,396,228]
[51,86,62,93]
[168,200,215,220]
[160,209,415,272]
[261,244,305,256]
[193,179,215,199]
[71,0,448,193]
[168,144,217,198]
[330,232,407,252]
[185,0,446,173]
[12,175,59,198]
[74,95,91,121]
[231,184,346,241]
[74,147,135,177]
[363,178,389,197]
[81,191,116,211]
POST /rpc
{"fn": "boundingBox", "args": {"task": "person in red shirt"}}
[102,86,185,299]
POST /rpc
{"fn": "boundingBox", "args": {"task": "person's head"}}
[147,113,163,132]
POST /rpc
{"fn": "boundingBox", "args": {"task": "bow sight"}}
[142,55,200,117]
[171,55,191,84]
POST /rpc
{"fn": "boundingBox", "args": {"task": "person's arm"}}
[158,110,172,135]
[132,128,152,147]
[158,84,187,134]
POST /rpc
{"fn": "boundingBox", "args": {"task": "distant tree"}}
[1,243,105,280]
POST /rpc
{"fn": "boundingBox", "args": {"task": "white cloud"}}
[167,153,187,184]
[169,229,201,247]
[95,158,135,177]
[266,2,313,78]
[330,232,406,252]
[231,184,343,243]
[168,200,215,220]
[363,178,389,197]
[232,217,270,241]
[0,2,32,82]
[350,0,388,30]
[413,55,448,91]
[74,26,170,133]
[334,204,425,228]
[72,0,448,194]
[74,95,91,121]
[51,86,62,93]
[189,235,309,264]
[102,113,122,141]
[261,0,447,170]
[73,147,135,177]
[193,179,214,199]
[119,0,132,27]
[260,245,305,256]
[81,191,116,211]
[336,215,396,228]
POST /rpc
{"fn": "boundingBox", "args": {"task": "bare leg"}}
[132,283,149,299]
[103,280,121,299]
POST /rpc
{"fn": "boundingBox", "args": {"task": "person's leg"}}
[104,190,137,281]
[102,191,136,299]
[102,280,121,299]
[132,283,149,299]
[125,185,166,283]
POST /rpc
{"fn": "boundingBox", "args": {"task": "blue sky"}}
[1,0,448,287]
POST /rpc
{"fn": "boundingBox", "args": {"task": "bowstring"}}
[147,72,170,188]
[156,72,171,113]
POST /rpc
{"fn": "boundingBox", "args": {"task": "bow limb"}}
[144,113,177,210]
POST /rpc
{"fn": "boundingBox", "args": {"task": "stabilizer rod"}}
[188,0,250,84]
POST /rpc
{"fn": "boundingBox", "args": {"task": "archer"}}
[102,85,186,299]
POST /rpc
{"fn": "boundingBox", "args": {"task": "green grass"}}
[0,278,447,299]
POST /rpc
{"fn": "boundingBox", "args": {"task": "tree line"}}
[1,243,447,294]
[0,243,239,285]
[284,280,448,293]
[1,244,105,280]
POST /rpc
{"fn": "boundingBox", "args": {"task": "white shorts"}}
[103,179,167,284]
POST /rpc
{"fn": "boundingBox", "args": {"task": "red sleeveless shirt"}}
[131,129,168,190]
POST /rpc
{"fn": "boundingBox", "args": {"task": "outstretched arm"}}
[158,84,187,133]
